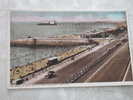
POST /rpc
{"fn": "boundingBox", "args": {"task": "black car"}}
[45,71,56,79]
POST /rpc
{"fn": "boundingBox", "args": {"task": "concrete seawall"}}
[11,38,91,46]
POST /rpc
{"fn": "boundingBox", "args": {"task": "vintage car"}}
[47,57,59,66]
[45,71,56,79]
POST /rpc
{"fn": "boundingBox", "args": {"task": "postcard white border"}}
[7,9,133,89]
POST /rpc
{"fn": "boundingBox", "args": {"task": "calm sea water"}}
[10,22,117,68]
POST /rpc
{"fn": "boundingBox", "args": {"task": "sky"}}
[11,11,126,22]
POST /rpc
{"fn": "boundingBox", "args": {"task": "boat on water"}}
[37,20,57,25]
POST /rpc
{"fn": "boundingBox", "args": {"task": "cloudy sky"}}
[11,11,126,22]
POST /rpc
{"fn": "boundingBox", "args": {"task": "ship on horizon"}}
[37,20,57,25]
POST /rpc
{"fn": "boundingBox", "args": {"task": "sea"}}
[10,22,117,68]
